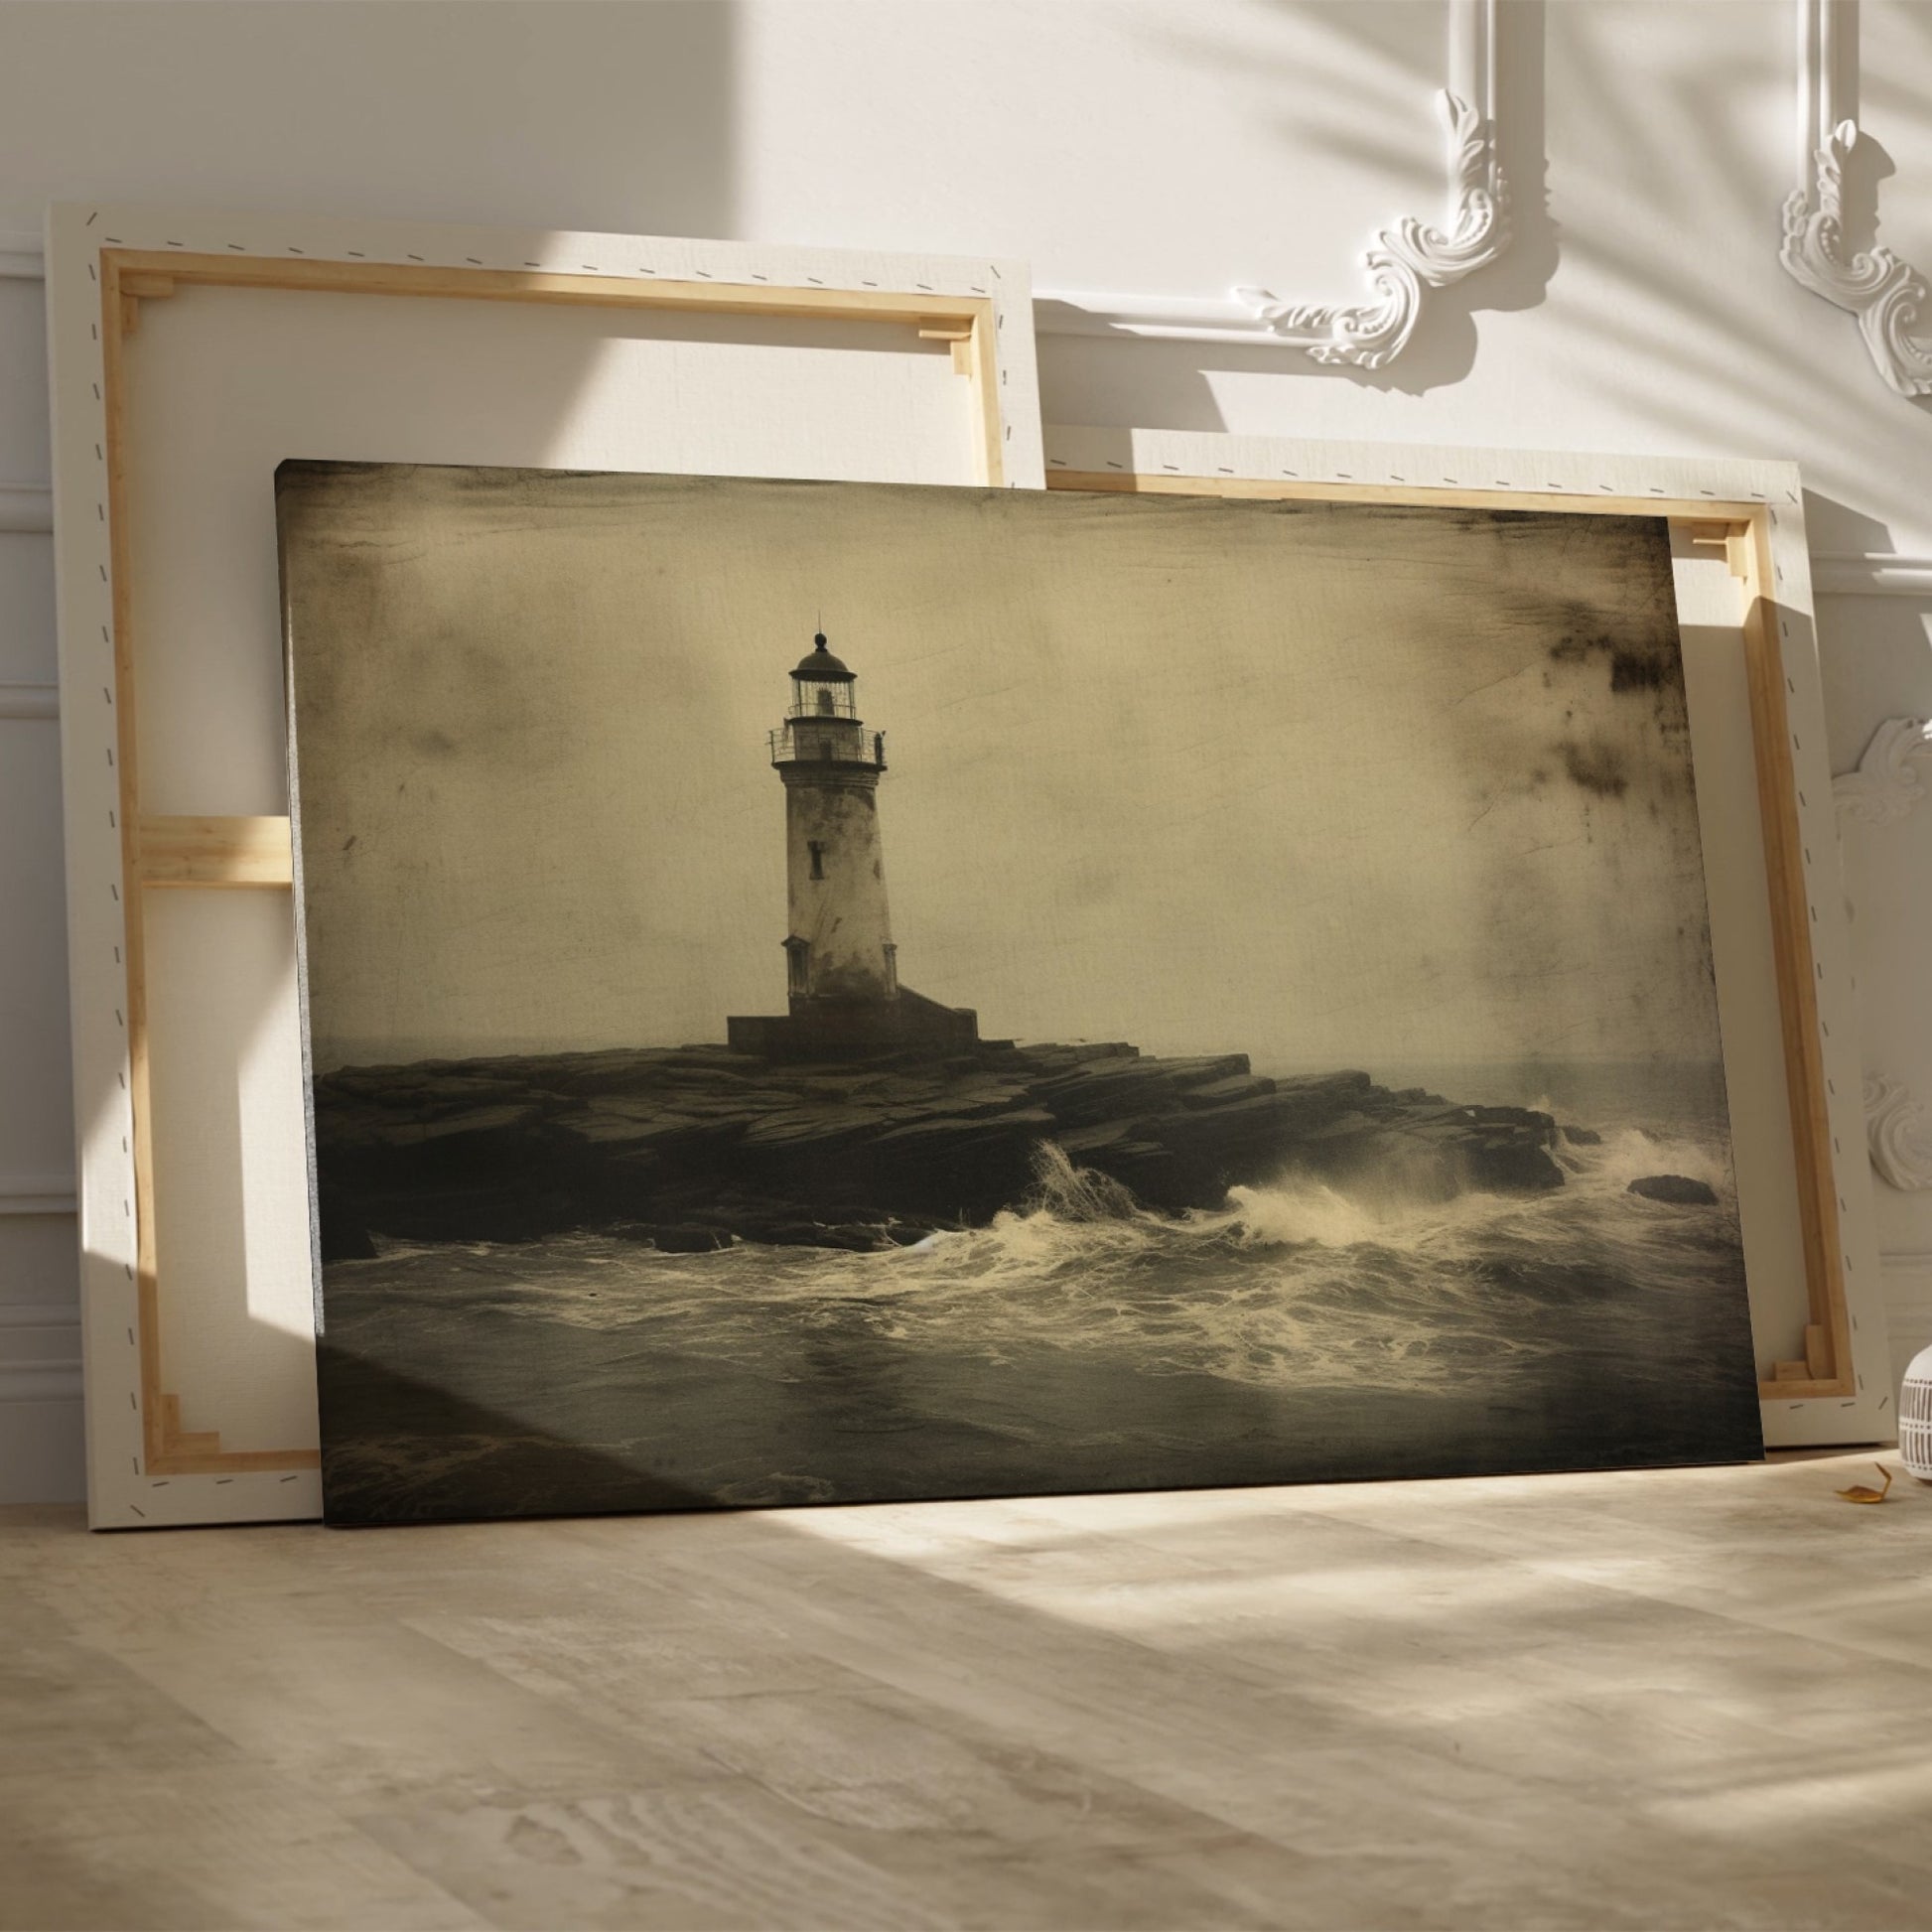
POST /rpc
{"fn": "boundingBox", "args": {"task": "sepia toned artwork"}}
[278,463,1762,1524]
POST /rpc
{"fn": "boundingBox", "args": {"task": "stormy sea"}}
[315,1059,1762,1522]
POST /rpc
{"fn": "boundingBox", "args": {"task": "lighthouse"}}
[727,632,979,1061]
[774,632,896,1005]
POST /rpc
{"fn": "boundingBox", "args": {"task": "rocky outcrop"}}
[312,1040,1571,1257]
[1628,1173,1719,1206]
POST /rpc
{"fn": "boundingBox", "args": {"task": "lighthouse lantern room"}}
[766,633,885,770]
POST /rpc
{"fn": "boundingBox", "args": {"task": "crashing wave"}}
[1025,1141,1145,1222]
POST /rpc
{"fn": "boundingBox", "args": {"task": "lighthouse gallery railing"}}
[769,726,887,769]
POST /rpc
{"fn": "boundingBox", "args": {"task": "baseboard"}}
[0,1397,85,1506]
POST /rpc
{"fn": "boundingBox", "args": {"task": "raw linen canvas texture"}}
[278,462,1763,1526]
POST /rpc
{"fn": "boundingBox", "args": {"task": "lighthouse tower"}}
[774,632,896,1006]
[726,632,978,1061]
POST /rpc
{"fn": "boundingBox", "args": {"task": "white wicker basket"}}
[1902,1344,1932,1480]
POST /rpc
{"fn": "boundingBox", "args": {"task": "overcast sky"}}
[281,465,1723,1078]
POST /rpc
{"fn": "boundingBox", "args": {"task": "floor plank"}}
[3,1454,1930,1929]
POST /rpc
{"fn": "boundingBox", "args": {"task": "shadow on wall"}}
[1805,490,1932,770]
[0,2,738,240]
[1796,2,1929,422]
[1526,0,1931,455]
[1237,0,1558,396]
[1035,0,1554,419]
[1826,1,1919,272]
[1,2,746,1517]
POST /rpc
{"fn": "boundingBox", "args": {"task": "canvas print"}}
[279,464,1763,1524]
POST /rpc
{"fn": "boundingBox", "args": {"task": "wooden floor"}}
[4,1452,1931,1931]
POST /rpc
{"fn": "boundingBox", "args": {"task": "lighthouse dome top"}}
[791,632,857,682]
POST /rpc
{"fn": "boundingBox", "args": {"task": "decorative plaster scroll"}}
[1035,0,1509,364]
[1234,92,1508,369]
[1781,0,1932,399]
[1864,1074,1932,1190]
[1834,717,1932,825]
[1782,122,1932,398]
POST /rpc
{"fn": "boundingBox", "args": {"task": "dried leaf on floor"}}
[1834,1464,1894,1505]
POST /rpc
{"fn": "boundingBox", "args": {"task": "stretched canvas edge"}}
[1040,424,1889,1452]
[48,199,1044,1528]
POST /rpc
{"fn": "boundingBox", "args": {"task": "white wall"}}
[3,0,1928,1502]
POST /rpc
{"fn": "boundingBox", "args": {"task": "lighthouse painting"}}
[279,461,1762,1527]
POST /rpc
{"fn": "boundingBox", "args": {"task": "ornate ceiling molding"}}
[1035,0,1509,366]
[1864,1074,1932,1191]
[1781,0,1932,399]
[1834,717,1932,825]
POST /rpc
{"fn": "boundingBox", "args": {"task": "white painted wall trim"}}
[1876,1257,1932,1389]
[0,1174,78,1216]
[1834,720,1932,1196]
[1035,0,1508,366]
[1781,0,1932,398]
[0,482,54,531]
[0,683,57,721]
[0,1304,82,1407]
[0,229,42,280]
[1879,1257,1932,1322]
[1811,553,1932,597]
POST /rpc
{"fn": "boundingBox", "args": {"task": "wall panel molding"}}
[0,682,57,721]
[0,230,42,280]
[1781,0,1932,398]
[0,1303,82,1407]
[0,1174,78,1217]
[1811,553,1932,597]
[0,481,54,532]
[1035,0,1509,365]
[1835,722,1932,1201]
[1876,1258,1932,1387]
